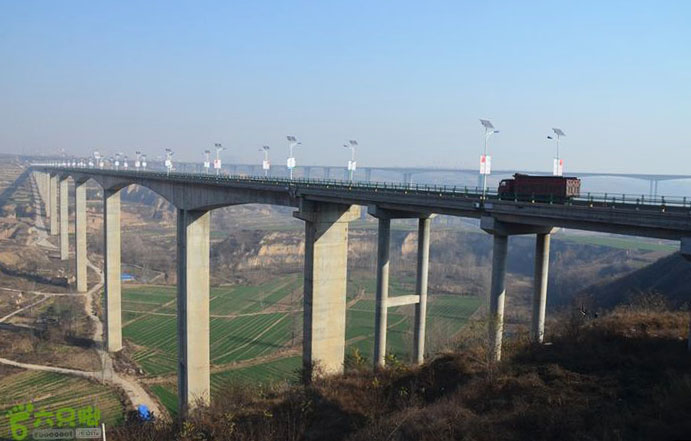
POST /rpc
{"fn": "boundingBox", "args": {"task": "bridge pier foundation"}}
[59,177,69,261]
[531,232,551,343]
[488,234,508,361]
[374,216,391,369]
[74,181,88,292]
[294,202,360,380]
[413,217,431,365]
[49,174,58,235]
[104,189,122,352]
[481,216,555,361]
[177,209,211,417]
[370,207,432,368]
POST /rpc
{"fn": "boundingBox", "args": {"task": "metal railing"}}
[35,164,691,211]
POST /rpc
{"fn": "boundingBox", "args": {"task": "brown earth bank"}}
[109,306,691,441]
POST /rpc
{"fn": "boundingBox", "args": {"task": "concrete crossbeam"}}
[386,295,420,307]
[413,216,431,365]
[177,209,211,416]
[74,181,88,292]
[59,178,69,260]
[50,174,58,235]
[531,233,551,343]
[104,189,122,352]
[294,202,359,380]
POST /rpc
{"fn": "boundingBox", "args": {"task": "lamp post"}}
[547,128,566,176]
[203,150,211,174]
[135,151,141,170]
[480,119,499,198]
[114,153,121,170]
[214,143,225,176]
[260,146,271,177]
[344,140,358,181]
[141,154,147,170]
[164,149,174,176]
[286,136,301,180]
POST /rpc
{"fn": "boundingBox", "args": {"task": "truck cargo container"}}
[498,173,581,202]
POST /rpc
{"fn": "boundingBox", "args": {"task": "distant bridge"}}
[30,165,691,417]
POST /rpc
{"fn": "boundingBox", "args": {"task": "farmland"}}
[120,272,481,417]
[0,370,124,438]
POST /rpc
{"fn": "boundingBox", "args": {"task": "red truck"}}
[498,173,581,202]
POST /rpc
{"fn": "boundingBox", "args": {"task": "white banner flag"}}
[480,154,492,175]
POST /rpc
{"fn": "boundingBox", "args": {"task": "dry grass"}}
[109,306,691,441]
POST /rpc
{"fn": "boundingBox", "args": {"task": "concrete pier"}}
[374,216,391,368]
[104,189,122,352]
[74,181,88,292]
[413,217,431,365]
[177,209,211,416]
[59,178,69,260]
[488,234,508,361]
[295,202,359,379]
[531,233,551,343]
[49,174,58,235]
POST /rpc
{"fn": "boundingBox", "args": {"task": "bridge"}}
[30,165,691,417]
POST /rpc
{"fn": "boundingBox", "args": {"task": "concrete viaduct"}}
[30,166,691,417]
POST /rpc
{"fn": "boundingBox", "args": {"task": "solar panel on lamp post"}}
[480,119,499,198]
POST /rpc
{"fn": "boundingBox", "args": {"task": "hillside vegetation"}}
[110,304,691,441]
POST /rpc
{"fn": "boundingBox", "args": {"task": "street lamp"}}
[122,155,129,169]
[203,149,211,174]
[141,154,147,170]
[480,119,500,198]
[114,153,121,170]
[214,143,225,176]
[164,149,174,176]
[547,128,566,176]
[135,151,142,170]
[260,146,271,177]
[344,140,358,181]
[286,136,301,180]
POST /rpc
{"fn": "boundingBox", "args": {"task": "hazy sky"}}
[1,1,689,173]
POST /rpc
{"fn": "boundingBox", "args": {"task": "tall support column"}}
[531,233,551,343]
[295,202,359,380]
[41,172,50,219]
[59,178,69,260]
[104,189,122,352]
[413,217,431,365]
[177,209,211,416]
[74,181,88,292]
[489,234,508,361]
[50,174,58,235]
[374,217,391,368]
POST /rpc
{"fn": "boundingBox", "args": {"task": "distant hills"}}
[582,252,691,309]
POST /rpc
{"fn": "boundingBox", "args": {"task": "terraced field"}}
[129,273,482,418]
[0,370,124,438]
[122,276,301,376]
